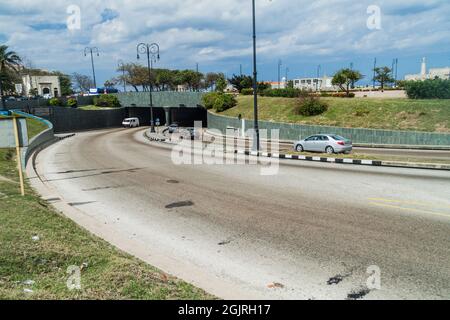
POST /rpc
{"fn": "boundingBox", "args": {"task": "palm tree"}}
[0,45,22,110]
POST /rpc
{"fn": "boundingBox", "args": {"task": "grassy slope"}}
[26,118,49,139]
[0,149,213,300]
[221,96,450,133]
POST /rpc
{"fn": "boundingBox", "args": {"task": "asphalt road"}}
[34,128,450,300]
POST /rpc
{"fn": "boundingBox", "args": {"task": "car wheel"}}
[295,144,304,152]
[326,146,334,154]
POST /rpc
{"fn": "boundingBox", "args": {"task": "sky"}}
[1,0,450,87]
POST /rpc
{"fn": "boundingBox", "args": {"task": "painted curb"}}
[234,150,382,167]
[234,150,450,171]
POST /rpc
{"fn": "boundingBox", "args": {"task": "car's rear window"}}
[330,135,345,141]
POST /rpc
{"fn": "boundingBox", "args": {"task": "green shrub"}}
[202,92,219,110]
[295,96,328,116]
[67,98,78,108]
[241,88,254,95]
[404,79,450,99]
[202,92,236,112]
[93,94,121,108]
[49,98,63,106]
[320,92,355,98]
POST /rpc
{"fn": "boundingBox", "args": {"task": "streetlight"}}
[285,67,289,87]
[316,65,321,91]
[118,60,127,93]
[251,0,260,152]
[277,59,282,89]
[137,42,160,133]
[84,47,99,89]
[373,57,377,89]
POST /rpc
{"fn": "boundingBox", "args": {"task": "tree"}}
[72,73,94,92]
[228,74,253,92]
[332,68,363,96]
[52,71,73,96]
[373,66,394,90]
[0,45,22,109]
[215,73,227,92]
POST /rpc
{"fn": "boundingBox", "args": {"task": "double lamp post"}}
[137,42,160,133]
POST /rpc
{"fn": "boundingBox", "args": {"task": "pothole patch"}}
[346,287,371,300]
[165,201,194,209]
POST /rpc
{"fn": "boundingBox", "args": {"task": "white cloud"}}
[1,0,449,81]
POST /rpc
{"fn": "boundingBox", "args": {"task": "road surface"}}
[32,128,450,300]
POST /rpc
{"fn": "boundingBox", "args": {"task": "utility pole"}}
[84,47,99,89]
[277,59,282,89]
[373,58,377,89]
[285,67,289,87]
[316,65,321,91]
[240,64,242,76]
[252,0,260,152]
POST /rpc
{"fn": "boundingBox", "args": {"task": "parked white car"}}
[122,118,140,128]
[294,134,352,154]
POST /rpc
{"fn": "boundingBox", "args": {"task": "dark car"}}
[163,124,179,134]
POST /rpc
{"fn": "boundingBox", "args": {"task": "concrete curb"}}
[235,150,450,171]
[144,130,168,142]
[235,150,382,167]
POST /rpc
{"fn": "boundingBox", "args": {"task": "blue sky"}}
[1,0,450,87]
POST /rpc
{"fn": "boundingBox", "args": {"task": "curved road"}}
[33,128,450,300]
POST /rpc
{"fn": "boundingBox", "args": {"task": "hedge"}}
[404,79,450,99]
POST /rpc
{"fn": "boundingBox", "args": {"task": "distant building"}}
[405,57,450,81]
[269,81,286,89]
[22,74,61,97]
[292,76,336,91]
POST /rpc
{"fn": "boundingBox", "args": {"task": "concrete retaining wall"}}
[42,107,126,133]
[12,111,55,167]
[207,112,450,147]
[114,92,203,108]
[5,96,94,110]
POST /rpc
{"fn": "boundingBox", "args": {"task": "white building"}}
[22,74,61,97]
[292,76,336,91]
[405,58,450,81]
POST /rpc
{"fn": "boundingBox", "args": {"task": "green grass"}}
[221,96,450,132]
[26,118,49,140]
[0,149,213,300]
[78,105,113,110]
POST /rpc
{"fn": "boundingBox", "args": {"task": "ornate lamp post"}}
[251,0,260,152]
[84,47,99,89]
[137,42,160,133]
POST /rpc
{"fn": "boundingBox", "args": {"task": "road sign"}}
[0,117,28,196]
[15,83,23,94]
[0,117,28,148]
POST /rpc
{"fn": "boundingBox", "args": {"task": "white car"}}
[122,118,140,128]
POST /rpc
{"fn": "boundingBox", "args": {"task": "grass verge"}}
[0,148,213,300]
[221,96,450,133]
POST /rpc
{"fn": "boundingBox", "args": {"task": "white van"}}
[122,118,140,128]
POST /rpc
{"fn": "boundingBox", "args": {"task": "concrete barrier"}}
[207,112,450,147]
[11,111,55,168]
